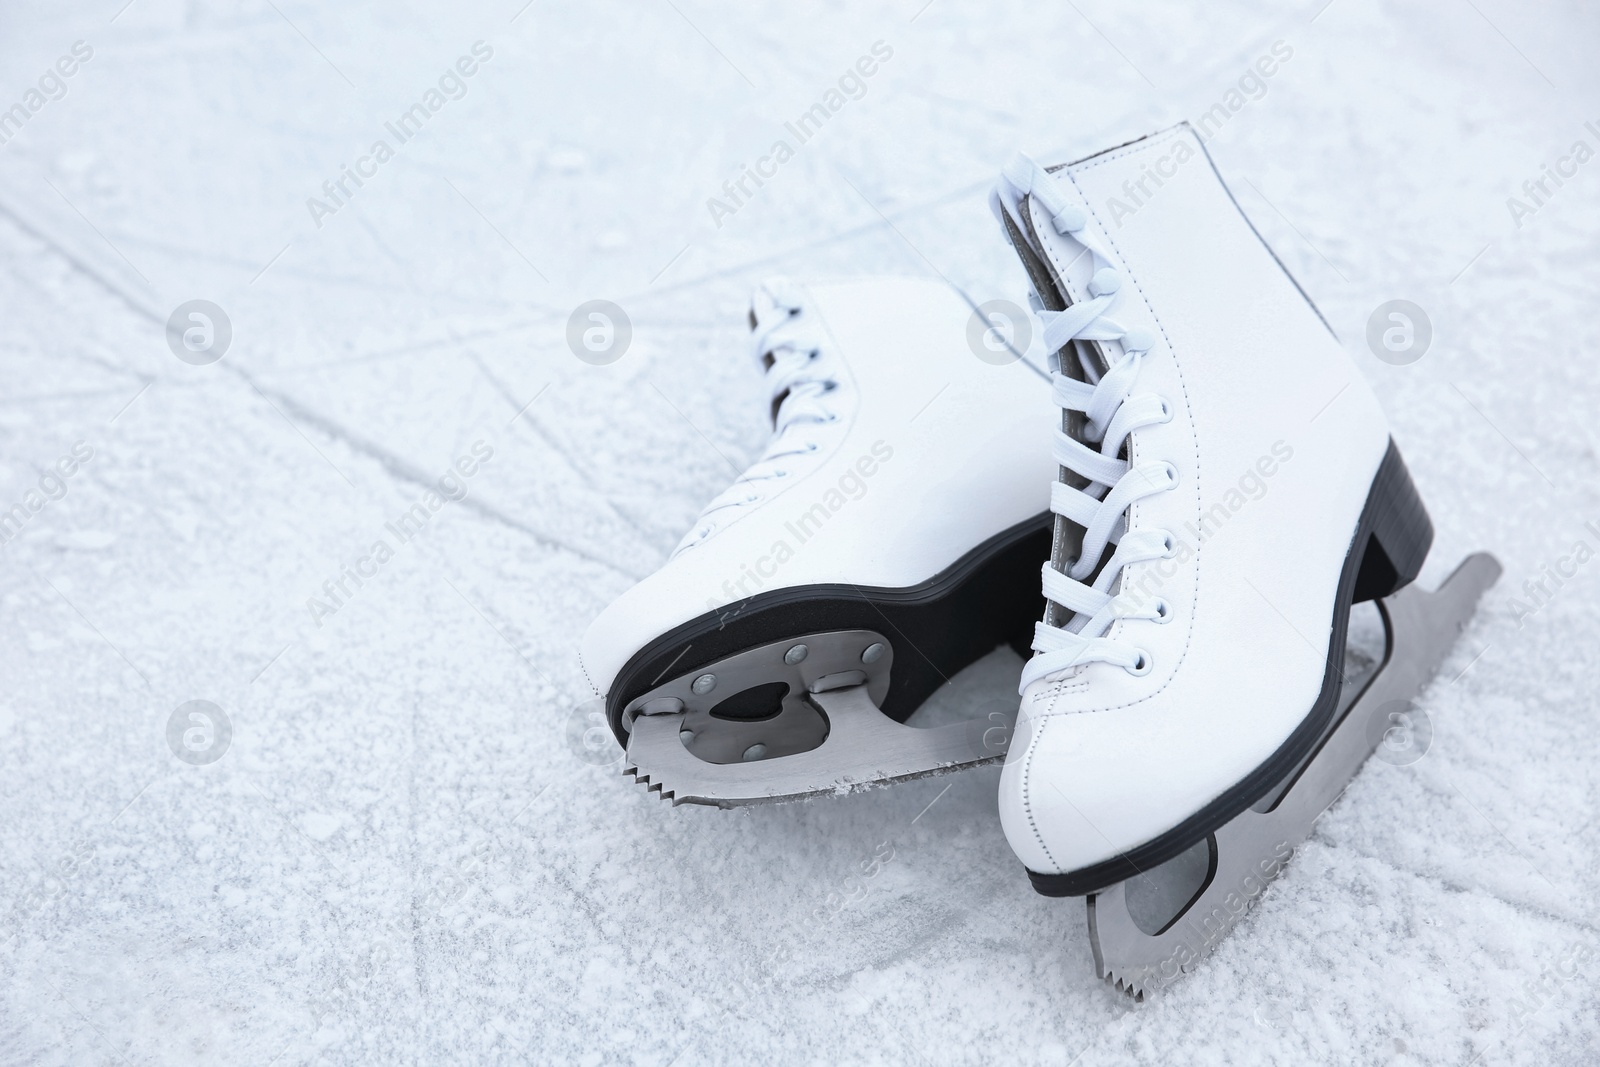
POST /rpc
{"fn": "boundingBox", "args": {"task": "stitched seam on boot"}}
[1065,126,1189,178]
[1021,715,1060,871]
[1072,137,1206,714]
[1073,164,1204,710]
[579,650,602,699]
[1035,678,1089,703]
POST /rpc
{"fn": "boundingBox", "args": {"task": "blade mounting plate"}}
[621,629,1013,806]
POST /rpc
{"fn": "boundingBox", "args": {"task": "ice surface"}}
[1,0,1598,1063]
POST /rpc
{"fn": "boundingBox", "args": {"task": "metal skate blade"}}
[1086,552,1501,999]
[625,682,1011,807]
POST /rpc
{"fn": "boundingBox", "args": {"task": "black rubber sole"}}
[606,512,1054,746]
[1027,440,1433,897]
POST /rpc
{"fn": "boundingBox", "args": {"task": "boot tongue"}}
[748,277,802,336]
[746,277,826,431]
[997,201,1064,312]
[995,187,1109,380]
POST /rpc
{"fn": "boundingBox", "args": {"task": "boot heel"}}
[1352,441,1433,603]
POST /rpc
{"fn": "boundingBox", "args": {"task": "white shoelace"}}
[673,279,843,555]
[993,155,1179,692]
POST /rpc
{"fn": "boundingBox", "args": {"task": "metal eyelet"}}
[1125,650,1153,676]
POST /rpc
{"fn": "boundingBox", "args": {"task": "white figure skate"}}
[580,276,1056,805]
[989,124,1498,993]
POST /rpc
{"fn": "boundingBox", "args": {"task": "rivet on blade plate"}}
[691,674,717,695]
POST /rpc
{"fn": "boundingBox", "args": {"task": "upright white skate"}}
[580,276,1056,804]
[989,124,1498,994]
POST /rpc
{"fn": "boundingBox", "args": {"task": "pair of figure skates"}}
[580,125,1498,996]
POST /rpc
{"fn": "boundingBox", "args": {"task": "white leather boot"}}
[991,124,1432,895]
[580,276,1057,804]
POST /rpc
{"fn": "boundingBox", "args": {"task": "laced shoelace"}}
[673,279,843,555]
[993,155,1179,692]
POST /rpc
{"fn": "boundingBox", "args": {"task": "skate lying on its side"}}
[1086,552,1500,999]
[621,631,1026,805]
[581,276,1057,806]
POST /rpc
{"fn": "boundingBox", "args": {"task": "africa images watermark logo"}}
[1103,40,1294,228]
[305,441,495,627]
[0,440,95,546]
[1115,440,1295,616]
[1505,519,1600,629]
[1506,119,1600,230]
[165,300,232,365]
[0,40,93,148]
[1365,299,1432,365]
[705,40,894,228]
[967,300,1032,365]
[566,300,632,365]
[704,439,894,614]
[166,700,232,766]
[305,41,494,229]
